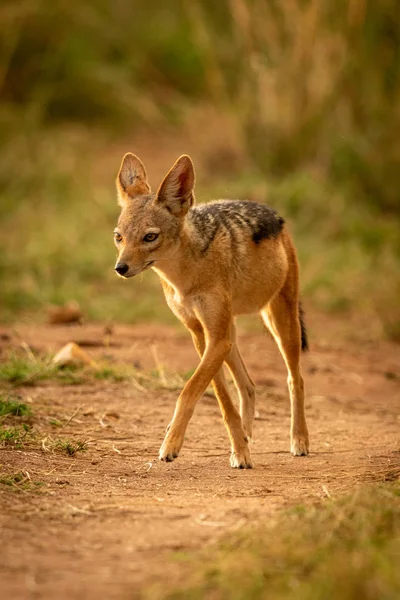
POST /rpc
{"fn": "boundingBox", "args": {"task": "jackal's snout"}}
[115,262,129,276]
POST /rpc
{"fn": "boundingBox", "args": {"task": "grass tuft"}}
[0,354,54,386]
[94,367,128,383]
[0,352,196,394]
[0,353,129,387]
[0,395,32,417]
[55,439,88,456]
[0,424,34,449]
[0,471,44,494]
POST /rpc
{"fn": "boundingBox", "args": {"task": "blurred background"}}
[0,0,399,340]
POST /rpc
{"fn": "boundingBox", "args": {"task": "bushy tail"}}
[299,301,309,352]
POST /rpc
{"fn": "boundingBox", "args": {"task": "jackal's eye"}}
[143,232,159,242]
[114,232,122,243]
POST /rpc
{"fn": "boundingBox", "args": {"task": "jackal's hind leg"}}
[261,293,309,456]
[212,368,253,469]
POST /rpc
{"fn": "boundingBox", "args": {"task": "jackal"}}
[114,153,309,468]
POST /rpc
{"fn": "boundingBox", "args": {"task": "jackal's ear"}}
[156,155,195,217]
[116,153,151,205]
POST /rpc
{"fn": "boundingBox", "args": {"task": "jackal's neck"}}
[151,221,200,294]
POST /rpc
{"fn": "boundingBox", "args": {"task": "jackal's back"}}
[184,200,291,315]
[188,200,285,253]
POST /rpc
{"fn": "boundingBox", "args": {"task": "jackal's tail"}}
[299,301,309,352]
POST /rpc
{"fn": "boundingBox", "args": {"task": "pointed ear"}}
[156,155,195,217]
[116,153,151,206]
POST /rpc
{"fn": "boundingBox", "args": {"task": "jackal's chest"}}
[165,291,200,329]
[159,276,195,318]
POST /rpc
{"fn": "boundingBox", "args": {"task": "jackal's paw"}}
[230,447,253,469]
[159,450,179,462]
[291,436,309,456]
[159,435,182,463]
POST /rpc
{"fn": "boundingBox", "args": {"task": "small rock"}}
[53,342,97,368]
[47,301,83,325]
[105,411,120,419]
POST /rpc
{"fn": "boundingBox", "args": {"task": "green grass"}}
[94,367,129,383]
[0,395,32,417]
[0,423,35,449]
[0,393,36,449]
[0,353,142,387]
[0,471,44,494]
[0,420,88,457]
[0,353,84,386]
[0,354,48,385]
[55,439,88,456]
[0,352,192,392]
[149,483,400,600]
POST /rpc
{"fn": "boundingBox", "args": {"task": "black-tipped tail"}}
[299,301,309,352]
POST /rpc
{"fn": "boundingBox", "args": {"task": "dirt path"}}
[1,316,399,599]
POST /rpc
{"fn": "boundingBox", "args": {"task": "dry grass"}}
[148,482,400,600]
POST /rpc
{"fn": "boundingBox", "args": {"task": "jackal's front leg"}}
[189,324,253,468]
[159,299,240,463]
[159,337,232,462]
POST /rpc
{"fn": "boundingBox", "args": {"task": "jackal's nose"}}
[115,262,129,276]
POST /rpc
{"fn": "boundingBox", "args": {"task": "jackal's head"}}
[114,153,195,278]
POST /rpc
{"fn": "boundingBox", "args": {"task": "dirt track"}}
[1,315,400,599]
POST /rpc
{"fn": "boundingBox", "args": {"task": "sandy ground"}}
[0,314,399,599]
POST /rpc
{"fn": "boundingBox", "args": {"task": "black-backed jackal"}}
[114,154,309,468]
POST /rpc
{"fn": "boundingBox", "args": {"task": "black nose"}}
[115,262,129,276]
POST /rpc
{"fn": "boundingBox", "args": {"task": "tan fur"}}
[114,153,309,468]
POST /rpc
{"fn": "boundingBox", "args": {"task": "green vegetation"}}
[0,471,44,493]
[55,439,88,456]
[0,354,55,386]
[94,367,130,383]
[0,408,89,457]
[0,1,399,338]
[0,395,32,417]
[0,353,86,386]
[151,483,400,600]
[0,423,33,449]
[0,394,35,448]
[0,421,88,456]
[0,352,191,391]
[0,353,140,387]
